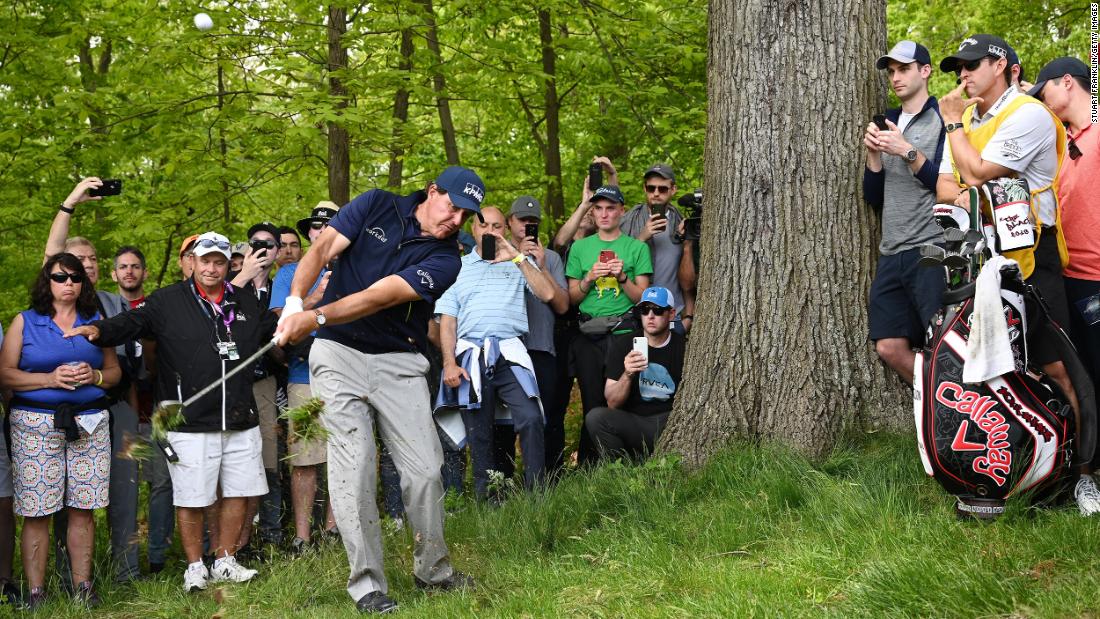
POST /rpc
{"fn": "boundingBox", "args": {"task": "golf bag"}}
[913,182,1097,519]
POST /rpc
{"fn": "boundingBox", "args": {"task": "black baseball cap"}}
[876,40,932,70]
[247,221,281,246]
[643,163,676,183]
[940,34,1011,73]
[589,185,625,205]
[1027,56,1090,98]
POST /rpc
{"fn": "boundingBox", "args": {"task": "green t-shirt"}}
[566,233,653,317]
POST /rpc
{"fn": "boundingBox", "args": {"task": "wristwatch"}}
[314,309,327,326]
[904,149,918,163]
[944,122,964,133]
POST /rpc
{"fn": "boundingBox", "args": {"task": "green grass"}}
[9,434,1100,618]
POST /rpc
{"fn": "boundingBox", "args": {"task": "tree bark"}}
[538,9,564,222]
[659,0,905,467]
[77,37,111,134]
[387,28,415,190]
[327,5,351,205]
[417,0,460,166]
[217,62,230,223]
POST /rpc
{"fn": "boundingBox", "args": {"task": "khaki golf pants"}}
[309,339,453,600]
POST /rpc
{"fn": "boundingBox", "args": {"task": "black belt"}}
[10,396,110,442]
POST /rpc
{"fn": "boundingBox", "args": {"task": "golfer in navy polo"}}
[275,166,483,614]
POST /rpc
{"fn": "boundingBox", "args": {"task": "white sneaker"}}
[1075,476,1100,516]
[210,555,258,583]
[183,562,210,592]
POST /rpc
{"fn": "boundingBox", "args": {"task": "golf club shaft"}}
[181,339,277,408]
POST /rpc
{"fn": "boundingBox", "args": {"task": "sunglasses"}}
[196,239,231,251]
[636,304,669,316]
[645,184,672,194]
[1069,135,1083,161]
[954,57,991,74]
[49,271,85,284]
[310,222,327,230]
[249,239,277,251]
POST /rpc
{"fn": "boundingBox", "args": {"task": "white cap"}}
[192,231,232,260]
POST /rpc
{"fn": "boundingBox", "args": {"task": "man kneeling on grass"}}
[586,287,684,461]
[67,232,277,592]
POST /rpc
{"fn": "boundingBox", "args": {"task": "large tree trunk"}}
[417,0,460,166]
[538,9,564,222]
[659,0,906,467]
[387,28,414,190]
[327,5,350,205]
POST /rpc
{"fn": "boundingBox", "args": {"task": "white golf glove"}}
[279,296,304,326]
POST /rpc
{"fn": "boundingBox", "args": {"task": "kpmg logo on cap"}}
[463,182,484,204]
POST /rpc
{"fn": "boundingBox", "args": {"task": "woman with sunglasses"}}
[0,252,121,609]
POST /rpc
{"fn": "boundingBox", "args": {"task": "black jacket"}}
[93,279,277,433]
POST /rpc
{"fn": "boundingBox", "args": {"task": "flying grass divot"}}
[118,432,153,462]
[150,402,187,441]
[281,397,329,445]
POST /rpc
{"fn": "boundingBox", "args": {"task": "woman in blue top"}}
[0,253,120,609]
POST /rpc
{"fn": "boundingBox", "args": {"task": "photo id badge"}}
[217,341,241,361]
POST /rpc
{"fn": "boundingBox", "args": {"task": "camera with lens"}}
[677,189,703,242]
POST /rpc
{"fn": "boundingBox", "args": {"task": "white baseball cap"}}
[191,231,232,260]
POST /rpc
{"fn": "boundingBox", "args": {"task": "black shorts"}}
[869,247,946,345]
[1027,228,1071,366]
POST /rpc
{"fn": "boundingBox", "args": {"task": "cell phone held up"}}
[588,162,603,191]
[598,249,616,263]
[88,179,122,197]
[524,223,539,241]
[482,234,496,261]
[872,114,889,131]
[632,336,648,363]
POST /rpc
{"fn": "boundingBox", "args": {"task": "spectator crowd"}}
[0,29,1096,615]
[0,156,696,612]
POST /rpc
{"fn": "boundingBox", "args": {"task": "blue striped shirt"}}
[435,250,531,340]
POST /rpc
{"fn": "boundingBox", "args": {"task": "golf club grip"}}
[181,339,277,408]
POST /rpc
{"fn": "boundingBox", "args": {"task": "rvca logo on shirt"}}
[639,363,676,401]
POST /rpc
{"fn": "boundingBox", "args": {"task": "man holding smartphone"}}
[436,206,559,500]
[503,197,570,475]
[862,39,945,385]
[566,184,652,463]
[620,164,689,331]
[230,222,283,555]
[585,287,684,462]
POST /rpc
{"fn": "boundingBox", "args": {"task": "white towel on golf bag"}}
[964,255,1017,384]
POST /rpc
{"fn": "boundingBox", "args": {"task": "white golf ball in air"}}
[194,13,213,31]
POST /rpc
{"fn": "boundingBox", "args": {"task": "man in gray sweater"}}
[862,40,946,384]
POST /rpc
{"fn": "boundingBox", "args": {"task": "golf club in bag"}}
[914,181,1097,520]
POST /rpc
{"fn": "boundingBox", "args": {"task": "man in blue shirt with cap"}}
[276,166,484,614]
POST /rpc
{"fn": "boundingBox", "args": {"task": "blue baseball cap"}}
[637,286,675,310]
[434,166,486,216]
[590,185,625,205]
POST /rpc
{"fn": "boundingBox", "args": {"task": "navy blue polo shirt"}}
[317,188,461,355]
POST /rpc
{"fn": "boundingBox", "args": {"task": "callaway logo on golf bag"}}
[913,182,1096,519]
[915,289,1072,515]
